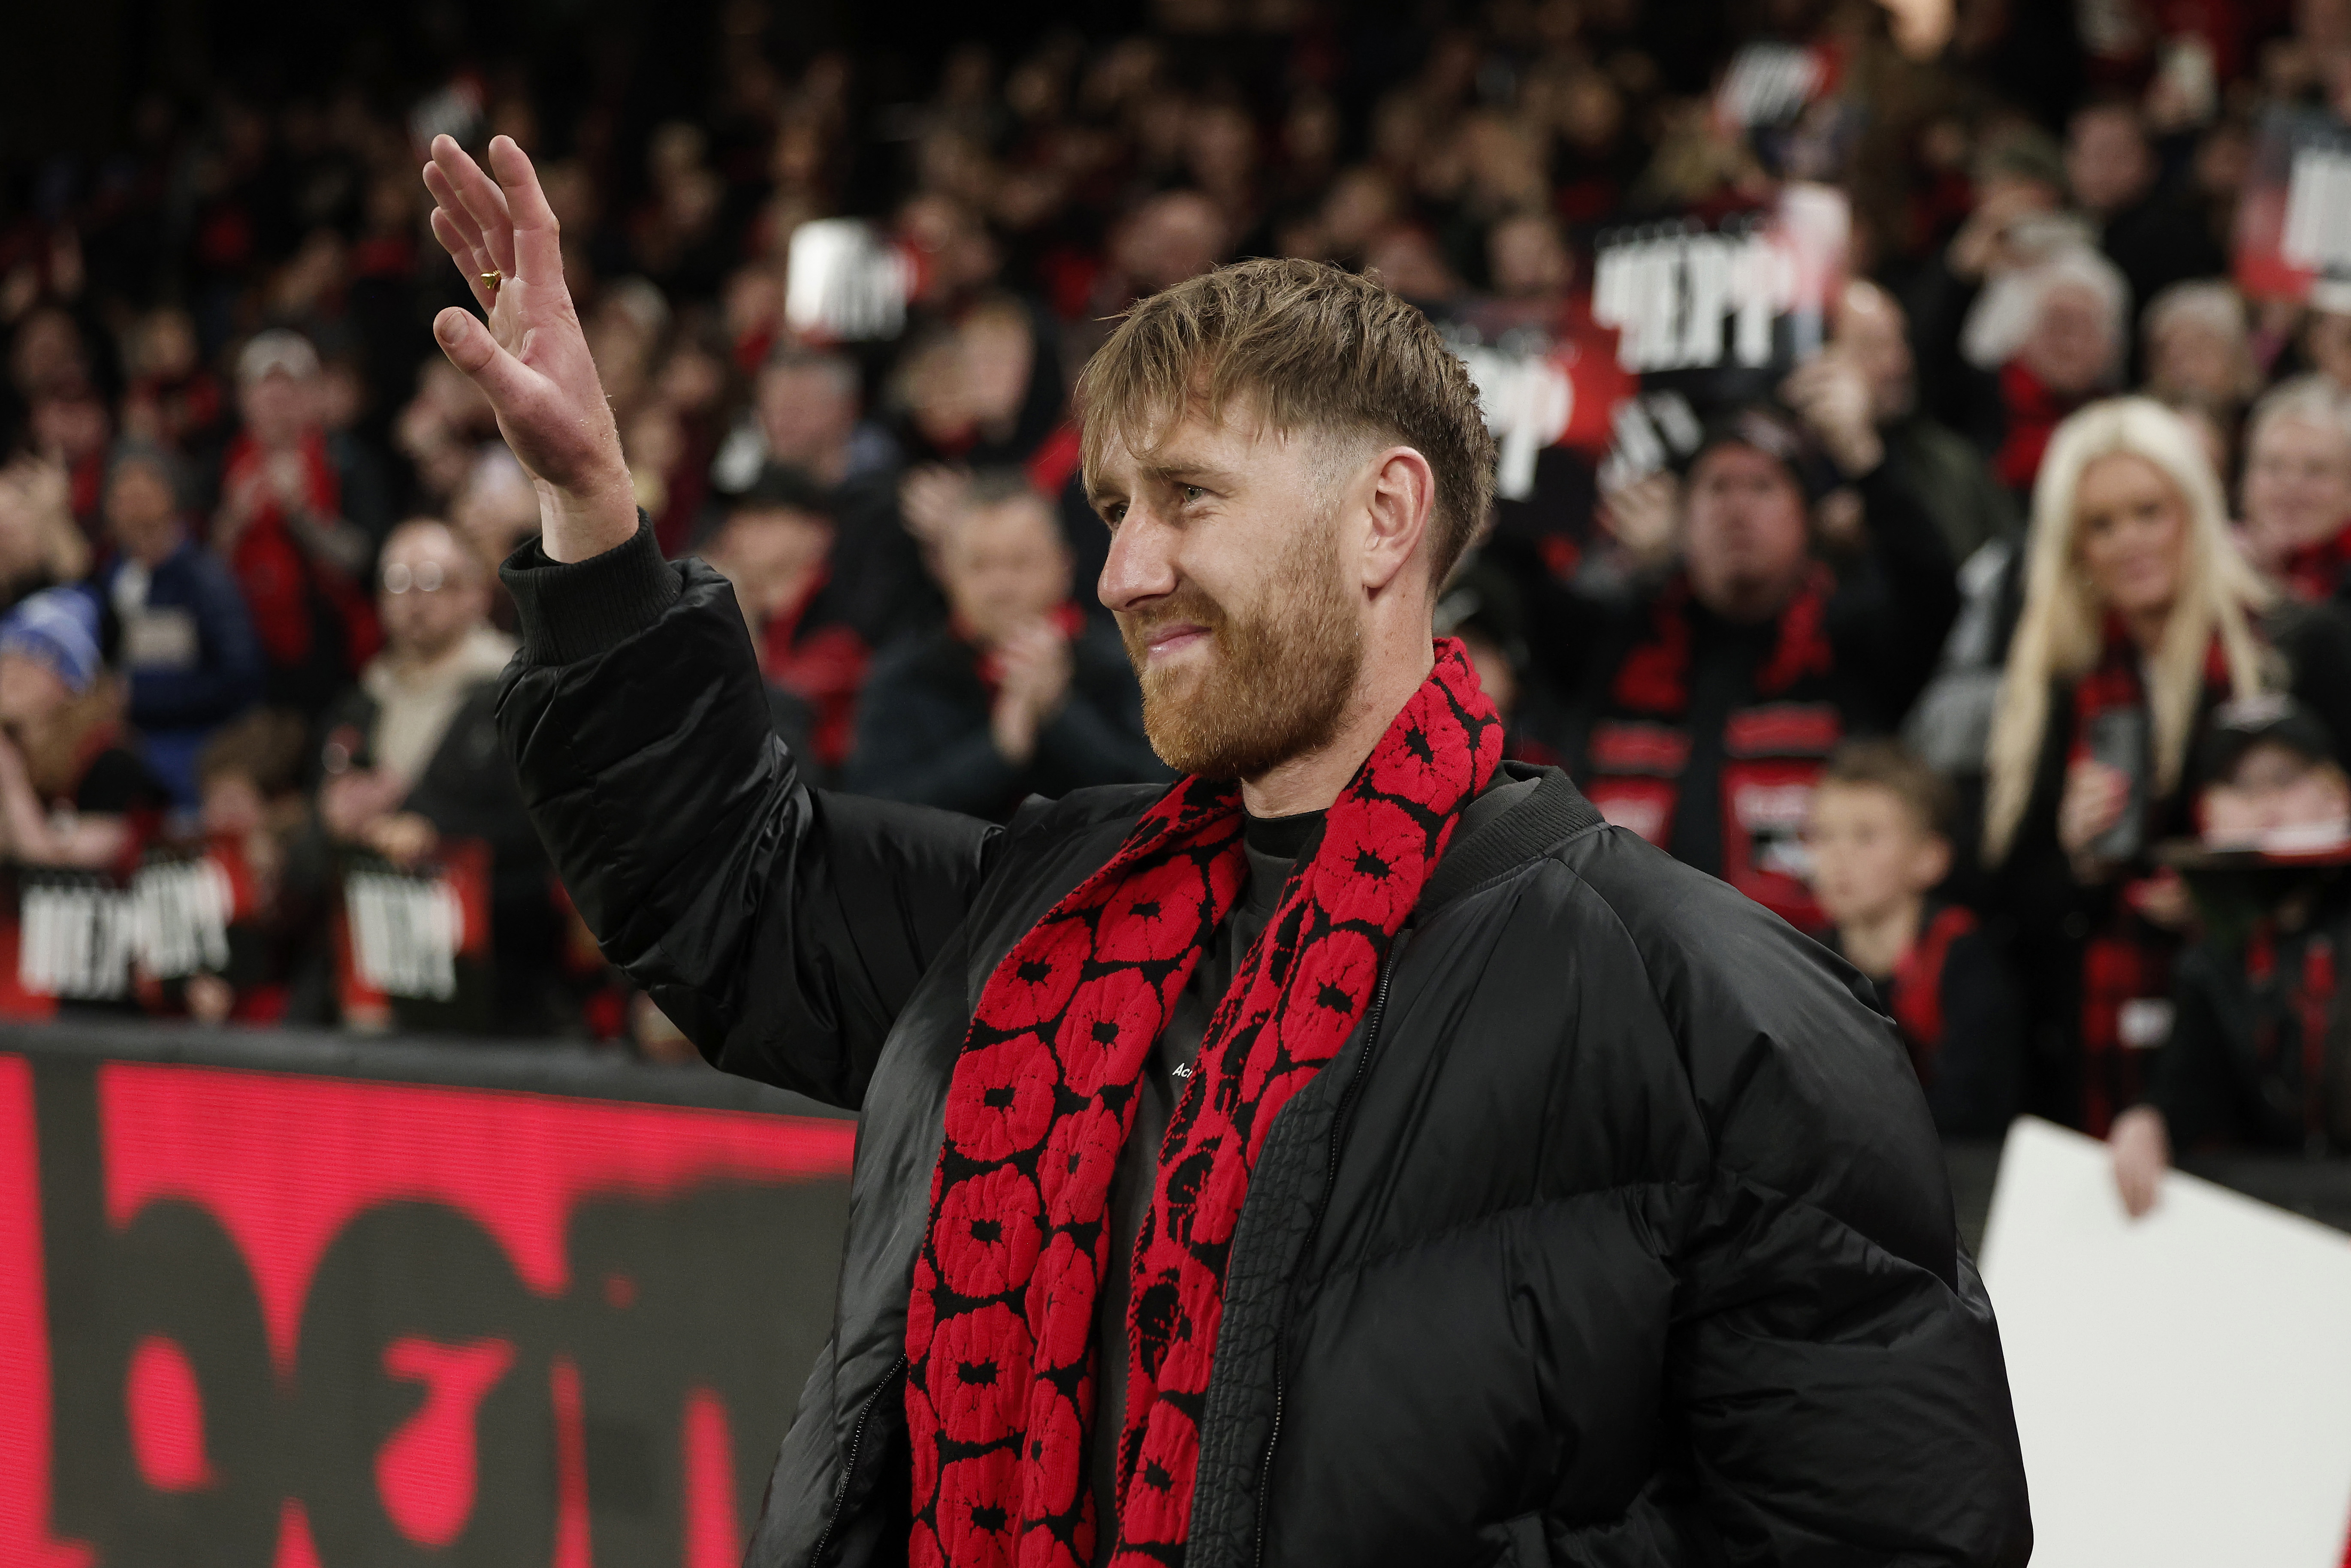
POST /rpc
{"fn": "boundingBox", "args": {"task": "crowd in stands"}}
[14,0,2351,1185]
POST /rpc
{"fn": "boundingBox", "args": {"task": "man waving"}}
[426,133,2029,1568]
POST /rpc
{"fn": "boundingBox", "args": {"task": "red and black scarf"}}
[1607,564,1837,715]
[2066,621,2232,1134]
[905,639,1502,1568]
[2282,520,2351,605]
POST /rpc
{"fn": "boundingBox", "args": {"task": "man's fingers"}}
[432,134,518,280]
[487,135,566,289]
[423,161,491,254]
[434,307,536,408]
[428,209,498,311]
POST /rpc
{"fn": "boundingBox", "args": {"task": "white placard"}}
[1980,1117,2351,1566]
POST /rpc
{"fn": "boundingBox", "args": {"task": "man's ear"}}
[1360,444,1437,594]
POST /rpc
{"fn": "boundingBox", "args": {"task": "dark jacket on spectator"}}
[1833,900,2025,1138]
[317,678,565,1035]
[493,523,2032,1568]
[1880,410,2018,567]
[844,617,1168,821]
[104,540,265,804]
[1554,463,1959,928]
[2145,866,2351,1156]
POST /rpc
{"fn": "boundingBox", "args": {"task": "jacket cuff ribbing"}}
[501,513,683,666]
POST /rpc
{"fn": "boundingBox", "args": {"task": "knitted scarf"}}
[905,639,1502,1568]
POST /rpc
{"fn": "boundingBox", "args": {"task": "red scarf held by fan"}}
[905,639,1503,1568]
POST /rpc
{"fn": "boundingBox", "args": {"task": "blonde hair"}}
[1076,257,1498,586]
[1982,396,2272,862]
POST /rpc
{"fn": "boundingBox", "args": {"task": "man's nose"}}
[1098,510,1175,613]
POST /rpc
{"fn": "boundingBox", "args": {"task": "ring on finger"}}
[482,269,502,295]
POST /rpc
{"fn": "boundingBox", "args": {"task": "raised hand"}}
[421,134,637,562]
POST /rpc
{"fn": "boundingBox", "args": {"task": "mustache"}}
[1117,587,1228,662]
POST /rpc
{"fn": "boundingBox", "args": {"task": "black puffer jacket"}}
[496,524,2030,1568]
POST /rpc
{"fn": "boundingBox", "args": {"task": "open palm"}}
[421,134,637,561]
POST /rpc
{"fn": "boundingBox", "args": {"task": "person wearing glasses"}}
[311,516,564,1032]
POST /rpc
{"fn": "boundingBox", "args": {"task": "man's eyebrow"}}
[1086,460,1240,510]
[1137,460,1240,489]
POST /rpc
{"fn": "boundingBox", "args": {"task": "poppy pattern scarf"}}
[905,639,1501,1568]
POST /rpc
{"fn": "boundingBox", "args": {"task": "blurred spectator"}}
[313,519,562,1032]
[0,587,166,868]
[2141,280,2259,426]
[700,465,869,777]
[1806,739,2022,1137]
[1964,244,2131,493]
[1838,279,2018,566]
[450,446,542,629]
[2300,285,2351,397]
[180,709,314,1025]
[846,470,1164,820]
[714,347,936,644]
[100,441,264,805]
[119,307,228,464]
[1560,378,1959,929]
[2227,377,2351,785]
[0,456,89,610]
[1981,398,2274,1133]
[214,330,380,713]
[2064,99,2227,332]
[2239,376,2351,599]
[27,386,112,536]
[2112,697,2351,1217]
[1437,560,1573,766]
[1907,128,2072,450]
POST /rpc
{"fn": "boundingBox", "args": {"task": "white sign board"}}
[1980,1117,2351,1566]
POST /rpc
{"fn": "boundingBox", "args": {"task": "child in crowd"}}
[2112,697,2351,1216]
[1806,739,2023,1136]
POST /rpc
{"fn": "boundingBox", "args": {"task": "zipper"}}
[1253,945,1400,1568]
[812,1352,907,1567]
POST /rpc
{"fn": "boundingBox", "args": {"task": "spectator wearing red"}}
[1561,371,1959,929]
[1964,244,2131,495]
[2228,376,2351,785]
[1982,398,2275,1134]
[1806,739,2022,1137]
[213,330,380,714]
[699,465,870,778]
[2238,376,2351,603]
[845,469,1166,820]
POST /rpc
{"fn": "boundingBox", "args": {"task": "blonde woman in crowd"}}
[1982,397,2273,1134]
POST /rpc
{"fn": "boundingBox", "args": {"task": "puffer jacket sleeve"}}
[495,520,997,1107]
[1636,870,2032,1563]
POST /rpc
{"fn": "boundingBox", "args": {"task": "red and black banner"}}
[0,1030,856,1568]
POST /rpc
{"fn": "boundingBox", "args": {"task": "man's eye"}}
[1182,484,1207,504]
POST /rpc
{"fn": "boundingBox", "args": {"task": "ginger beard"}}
[1118,507,1363,780]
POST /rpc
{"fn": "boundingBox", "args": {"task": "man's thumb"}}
[433,308,525,401]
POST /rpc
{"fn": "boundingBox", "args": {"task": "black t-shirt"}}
[1083,776,1534,1554]
[74,747,169,816]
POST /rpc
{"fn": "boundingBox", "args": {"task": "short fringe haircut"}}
[1075,257,1497,588]
[1820,738,1959,841]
